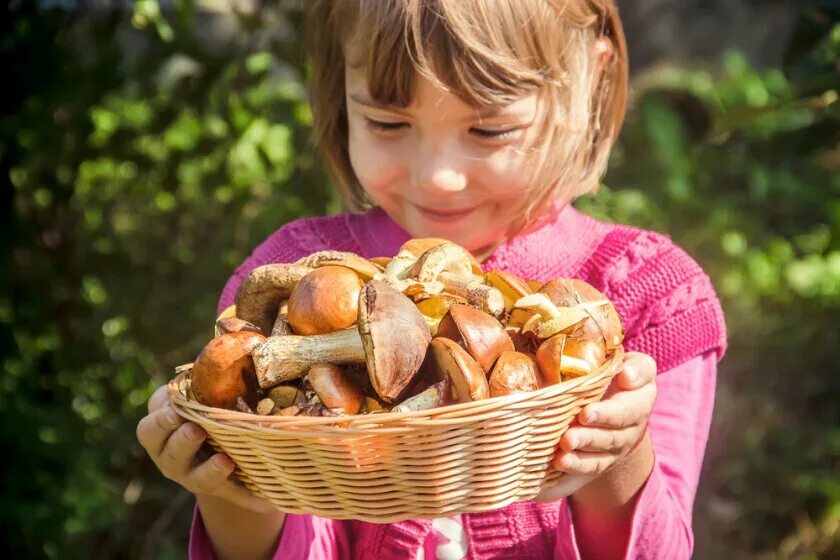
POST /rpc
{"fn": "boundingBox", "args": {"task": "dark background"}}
[3,0,839,558]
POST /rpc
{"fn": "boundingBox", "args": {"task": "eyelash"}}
[364,117,516,140]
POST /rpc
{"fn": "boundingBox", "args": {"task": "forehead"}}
[345,65,540,119]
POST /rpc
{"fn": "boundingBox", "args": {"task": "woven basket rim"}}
[168,346,624,430]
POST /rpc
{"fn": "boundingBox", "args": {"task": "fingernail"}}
[564,455,579,470]
[211,455,229,471]
[167,409,179,427]
[585,409,598,424]
[567,437,579,450]
[625,368,638,385]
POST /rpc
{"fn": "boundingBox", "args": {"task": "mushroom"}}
[435,304,514,373]
[409,242,475,283]
[307,363,364,415]
[511,293,590,339]
[485,270,534,312]
[215,317,262,336]
[415,293,468,334]
[191,331,266,410]
[270,300,292,336]
[488,351,541,397]
[267,384,305,409]
[425,337,489,402]
[392,379,452,412]
[252,280,431,403]
[286,266,364,335]
[234,264,313,334]
[535,334,605,384]
[295,250,381,280]
[539,279,624,350]
[437,272,505,316]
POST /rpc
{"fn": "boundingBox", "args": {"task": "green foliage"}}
[2,1,838,558]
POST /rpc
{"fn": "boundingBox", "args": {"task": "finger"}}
[137,405,185,455]
[148,384,170,414]
[158,423,207,477]
[553,451,616,475]
[186,453,236,496]
[615,352,657,391]
[533,472,598,503]
[578,384,656,428]
[559,425,640,453]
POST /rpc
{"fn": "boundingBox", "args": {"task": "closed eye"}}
[364,117,408,132]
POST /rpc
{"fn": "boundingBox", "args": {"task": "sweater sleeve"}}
[189,507,350,560]
[553,351,717,559]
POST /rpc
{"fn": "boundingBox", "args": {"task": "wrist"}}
[570,429,655,514]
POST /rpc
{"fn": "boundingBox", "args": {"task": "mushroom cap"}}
[436,304,514,373]
[307,363,364,415]
[539,279,624,349]
[358,280,432,403]
[400,238,483,275]
[191,331,265,409]
[234,264,312,334]
[428,337,489,402]
[287,266,364,335]
[488,351,540,397]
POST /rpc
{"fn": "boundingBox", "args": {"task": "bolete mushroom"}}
[485,270,534,312]
[234,264,313,334]
[435,304,514,373]
[488,351,541,397]
[295,251,381,280]
[191,331,265,410]
[286,266,364,335]
[425,337,489,402]
[539,279,624,350]
[535,334,605,384]
[307,363,364,415]
[252,280,431,402]
[511,293,590,339]
[393,379,452,412]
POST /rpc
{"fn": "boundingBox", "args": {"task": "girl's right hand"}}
[136,384,276,513]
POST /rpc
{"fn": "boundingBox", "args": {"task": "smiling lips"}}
[414,204,477,223]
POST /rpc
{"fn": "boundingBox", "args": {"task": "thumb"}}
[614,352,657,391]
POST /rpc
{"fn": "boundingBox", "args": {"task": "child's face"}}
[345,67,546,256]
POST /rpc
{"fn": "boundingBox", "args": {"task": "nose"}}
[412,141,468,193]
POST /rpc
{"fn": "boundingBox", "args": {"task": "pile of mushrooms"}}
[185,238,625,416]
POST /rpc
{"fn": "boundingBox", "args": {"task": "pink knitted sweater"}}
[193,204,727,559]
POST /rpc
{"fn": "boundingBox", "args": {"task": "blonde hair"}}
[304,0,628,227]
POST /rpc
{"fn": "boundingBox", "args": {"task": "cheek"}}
[348,124,404,194]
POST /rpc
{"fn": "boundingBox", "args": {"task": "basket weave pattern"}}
[168,347,623,523]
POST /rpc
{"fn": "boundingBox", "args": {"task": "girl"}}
[137,1,727,558]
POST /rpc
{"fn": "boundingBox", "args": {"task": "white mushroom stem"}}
[559,355,594,377]
[438,272,505,316]
[513,293,590,338]
[382,249,418,280]
[252,329,365,388]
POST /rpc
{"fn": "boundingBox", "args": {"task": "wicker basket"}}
[168,346,623,523]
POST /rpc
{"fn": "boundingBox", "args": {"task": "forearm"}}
[569,431,655,559]
[196,494,286,560]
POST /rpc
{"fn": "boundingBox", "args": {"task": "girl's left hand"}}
[535,351,657,502]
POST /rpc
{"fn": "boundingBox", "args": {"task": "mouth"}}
[414,204,477,223]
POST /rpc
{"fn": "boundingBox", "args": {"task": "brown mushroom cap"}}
[307,363,364,415]
[539,279,624,349]
[535,334,566,385]
[488,351,540,397]
[234,264,313,334]
[191,331,265,410]
[358,279,432,403]
[427,337,489,402]
[287,266,364,335]
[435,304,514,373]
[295,251,381,280]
